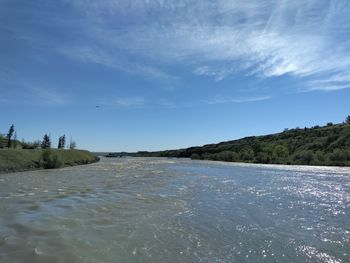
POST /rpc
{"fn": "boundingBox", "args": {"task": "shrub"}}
[273,145,289,159]
[41,150,63,169]
[239,146,255,161]
[329,149,347,162]
[293,150,315,165]
[255,152,270,163]
[217,151,235,162]
[190,153,200,160]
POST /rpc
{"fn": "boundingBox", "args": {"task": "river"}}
[0,157,349,262]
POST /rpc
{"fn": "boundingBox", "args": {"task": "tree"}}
[345,115,350,124]
[217,151,236,162]
[70,141,76,149]
[13,132,18,148]
[190,153,200,160]
[6,124,15,148]
[273,145,289,159]
[69,138,76,149]
[239,146,255,161]
[61,135,65,149]
[58,135,66,149]
[41,134,51,149]
[293,150,315,165]
[57,138,61,149]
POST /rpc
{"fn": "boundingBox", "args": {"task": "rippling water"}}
[0,157,349,262]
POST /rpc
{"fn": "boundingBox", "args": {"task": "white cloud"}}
[58,0,350,90]
[29,87,69,106]
[59,45,175,80]
[115,97,145,107]
[205,95,271,105]
[0,76,70,106]
[158,98,175,108]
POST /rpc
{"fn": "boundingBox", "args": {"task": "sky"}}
[1,0,350,152]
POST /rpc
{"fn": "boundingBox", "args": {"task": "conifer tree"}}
[58,135,66,149]
[6,124,15,148]
[61,134,65,149]
[58,137,62,149]
[345,115,350,124]
[41,134,51,149]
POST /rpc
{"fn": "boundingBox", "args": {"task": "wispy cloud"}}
[0,75,70,106]
[11,0,350,92]
[115,97,145,108]
[29,86,69,106]
[205,95,271,105]
[59,45,175,80]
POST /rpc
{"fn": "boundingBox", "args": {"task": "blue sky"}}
[1,0,350,152]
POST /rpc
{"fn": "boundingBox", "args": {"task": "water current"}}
[0,157,349,262]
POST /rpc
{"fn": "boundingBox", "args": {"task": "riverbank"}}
[0,149,99,174]
[130,123,350,166]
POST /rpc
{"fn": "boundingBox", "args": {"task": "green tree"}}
[6,124,15,148]
[58,137,62,149]
[69,138,76,150]
[41,134,51,149]
[293,150,315,165]
[273,145,289,160]
[217,151,235,162]
[345,115,350,124]
[57,135,66,149]
[329,149,347,165]
[190,153,200,160]
[13,132,18,148]
[239,146,255,161]
[255,152,270,163]
[315,151,326,163]
[61,135,65,149]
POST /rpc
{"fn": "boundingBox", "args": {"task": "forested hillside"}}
[133,123,350,166]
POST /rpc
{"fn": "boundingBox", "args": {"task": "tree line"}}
[134,115,350,167]
[0,124,77,150]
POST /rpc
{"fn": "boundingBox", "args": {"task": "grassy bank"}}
[0,149,99,174]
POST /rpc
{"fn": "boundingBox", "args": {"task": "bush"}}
[328,149,347,163]
[273,145,289,159]
[41,149,63,169]
[239,146,255,161]
[293,150,315,165]
[190,153,200,160]
[22,141,40,149]
[217,151,235,162]
[255,152,270,163]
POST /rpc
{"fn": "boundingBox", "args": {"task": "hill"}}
[131,123,350,166]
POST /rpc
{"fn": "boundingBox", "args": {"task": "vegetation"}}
[345,115,350,124]
[131,121,350,167]
[41,134,51,149]
[69,139,77,150]
[6,124,15,148]
[0,149,99,174]
[0,124,99,173]
[41,149,63,169]
[58,135,66,149]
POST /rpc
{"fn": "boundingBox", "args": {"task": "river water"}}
[0,157,349,263]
